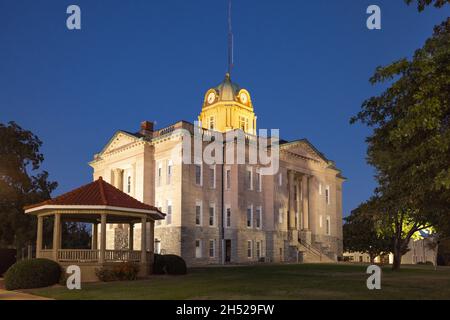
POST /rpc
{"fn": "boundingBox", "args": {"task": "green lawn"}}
[28,263,450,300]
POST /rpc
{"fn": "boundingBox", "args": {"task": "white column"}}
[302,175,310,230]
[53,213,61,261]
[129,223,134,250]
[92,223,98,250]
[36,215,43,258]
[140,217,147,264]
[148,221,154,253]
[99,214,107,263]
[288,170,296,230]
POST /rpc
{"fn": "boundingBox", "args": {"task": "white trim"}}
[325,185,330,205]
[225,205,231,228]
[195,200,203,226]
[246,167,253,190]
[195,163,203,186]
[256,206,262,229]
[247,240,253,258]
[246,204,253,228]
[195,239,202,258]
[24,204,163,217]
[209,165,216,189]
[225,167,231,190]
[209,239,216,258]
[208,203,216,227]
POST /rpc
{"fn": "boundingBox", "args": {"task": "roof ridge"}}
[98,177,108,205]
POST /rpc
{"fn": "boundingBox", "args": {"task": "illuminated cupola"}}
[198,73,256,134]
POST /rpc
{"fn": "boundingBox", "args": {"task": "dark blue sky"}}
[1,1,448,215]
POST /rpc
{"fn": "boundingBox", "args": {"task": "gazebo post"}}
[36,215,43,258]
[53,213,61,261]
[92,223,98,250]
[140,217,147,265]
[148,220,154,253]
[129,223,134,251]
[99,213,107,264]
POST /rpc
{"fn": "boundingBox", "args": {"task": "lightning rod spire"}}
[227,0,234,75]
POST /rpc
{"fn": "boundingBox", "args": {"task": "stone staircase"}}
[297,241,335,263]
[287,230,336,263]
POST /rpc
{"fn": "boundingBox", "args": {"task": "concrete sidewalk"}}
[0,289,52,300]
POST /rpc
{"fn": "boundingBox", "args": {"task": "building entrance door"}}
[225,240,231,263]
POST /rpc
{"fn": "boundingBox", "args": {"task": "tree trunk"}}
[370,254,375,264]
[392,239,404,271]
[392,248,402,270]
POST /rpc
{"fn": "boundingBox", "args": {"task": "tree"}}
[343,200,391,263]
[0,121,58,250]
[351,19,450,269]
[404,0,449,11]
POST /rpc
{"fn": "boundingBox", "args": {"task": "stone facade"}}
[90,75,345,266]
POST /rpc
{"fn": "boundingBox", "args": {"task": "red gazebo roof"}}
[24,177,164,217]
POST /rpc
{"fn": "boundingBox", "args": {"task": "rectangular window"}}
[195,240,202,258]
[278,208,283,224]
[326,216,331,235]
[226,207,231,228]
[209,239,215,258]
[127,176,131,193]
[195,201,202,226]
[256,241,261,259]
[325,186,330,205]
[246,168,253,190]
[167,160,173,185]
[166,200,172,225]
[247,205,253,228]
[209,165,216,189]
[256,171,261,192]
[157,163,162,187]
[195,164,202,186]
[209,116,215,130]
[226,168,231,190]
[256,206,262,229]
[247,240,253,258]
[209,204,215,226]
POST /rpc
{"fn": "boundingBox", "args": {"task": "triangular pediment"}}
[280,139,328,163]
[99,131,140,155]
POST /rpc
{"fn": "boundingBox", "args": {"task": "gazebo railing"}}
[39,249,146,263]
[58,249,100,262]
[105,250,141,262]
[40,249,53,260]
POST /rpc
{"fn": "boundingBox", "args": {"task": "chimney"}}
[140,121,154,136]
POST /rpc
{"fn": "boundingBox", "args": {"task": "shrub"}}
[164,255,187,275]
[113,262,140,280]
[0,249,16,276]
[96,262,140,282]
[95,268,117,282]
[152,254,187,275]
[4,259,61,290]
[153,254,165,274]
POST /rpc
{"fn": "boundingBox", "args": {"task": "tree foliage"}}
[404,0,449,11]
[343,200,391,263]
[351,19,450,269]
[0,122,58,250]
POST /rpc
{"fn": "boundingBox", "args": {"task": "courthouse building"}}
[89,73,345,266]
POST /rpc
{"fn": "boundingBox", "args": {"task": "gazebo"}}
[24,177,165,281]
